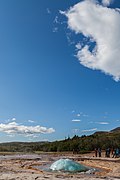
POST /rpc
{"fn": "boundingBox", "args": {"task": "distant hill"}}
[0,127,120,153]
[0,141,48,152]
[110,127,120,132]
[94,131,107,135]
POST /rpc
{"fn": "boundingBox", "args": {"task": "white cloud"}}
[72,119,81,122]
[102,0,113,6]
[82,128,97,132]
[53,27,58,33]
[76,43,82,50]
[11,117,16,121]
[46,8,51,14]
[72,129,79,133]
[28,120,35,123]
[77,113,81,117]
[66,32,75,45]
[82,114,89,117]
[54,16,59,24]
[0,122,55,136]
[64,0,120,81]
[6,118,16,123]
[96,121,109,124]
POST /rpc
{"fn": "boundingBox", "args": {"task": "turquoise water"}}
[33,158,96,174]
[49,159,89,172]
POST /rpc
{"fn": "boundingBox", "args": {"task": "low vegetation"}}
[0,128,120,153]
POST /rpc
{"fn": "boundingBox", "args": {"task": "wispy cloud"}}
[54,16,59,24]
[116,120,120,122]
[89,121,94,124]
[72,129,79,133]
[96,122,109,125]
[46,8,51,14]
[72,119,81,122]
[78,112,89,117]
[75,43,82,50]
[66,32,75,45]
[103,116,107,119]
[82,114,89,117]
[82,128,97,132]
[63,0,120,81]
[53,27,58,33]
[77,113,81,117]
[0,122,55,137]
[28,120,35,123]
[11,117,16,121]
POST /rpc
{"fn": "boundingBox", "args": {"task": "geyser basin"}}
[49,159,89,172]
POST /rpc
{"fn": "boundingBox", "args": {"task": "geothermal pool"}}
[34,158,95,174]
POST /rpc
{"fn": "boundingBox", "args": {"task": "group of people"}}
[94,147,120,158]
[95,148,101,157]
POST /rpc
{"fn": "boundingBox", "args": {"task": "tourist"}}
[112,148,120,158]
[95,148,97,157]
[98,148,101,157]
[105,148,110,157]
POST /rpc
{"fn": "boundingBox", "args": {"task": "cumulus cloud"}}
[0,122,55,136]
[64,0,120,81]
[82,128,97,132]
[102,0,113,6]
[72,119,81,122]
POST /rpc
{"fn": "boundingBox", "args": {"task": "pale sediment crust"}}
[0,153,120,180]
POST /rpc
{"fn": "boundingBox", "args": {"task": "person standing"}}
[95,148,97,157]
[98,148,101,157]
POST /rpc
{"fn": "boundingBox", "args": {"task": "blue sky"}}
[0,0,120,142]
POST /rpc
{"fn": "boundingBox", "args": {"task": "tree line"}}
[0,130,120,153]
